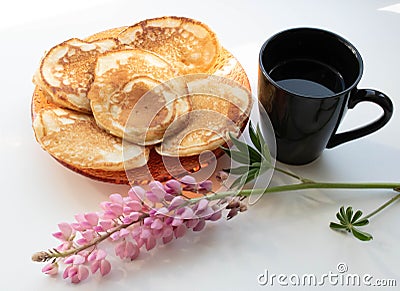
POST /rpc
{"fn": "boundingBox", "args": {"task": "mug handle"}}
[326,89,393,148]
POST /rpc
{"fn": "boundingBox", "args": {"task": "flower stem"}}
[274,167,304,181]
[241,182,400,196]
[199,181,400,202]
[362,194,400,220]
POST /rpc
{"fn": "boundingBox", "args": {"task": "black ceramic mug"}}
[258,27,393,165]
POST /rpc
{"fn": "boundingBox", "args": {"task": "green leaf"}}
[228,132,248,152]
[261,142,272,163]
[229,132,262,163]
[346,206,353,222]
[230,168,259,189]
[251,162,261,168]
[249,121,262,153]
[220,146,231,157]
[259,161,272,175]
[339,206,348,224]
[255,123,272,160]
[351,210,363,223]
[330,222,347,230]
[351,227,373,241]
[229,150,251,164]
[244,168,259,183]
[232,172,250,189]
[352,218,369,227]
[336,212,346,224]
[256,123,263,142]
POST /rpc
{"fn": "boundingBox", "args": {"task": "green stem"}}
[362,194,400,220]
[274,167,304,181]
[198,181,400,202]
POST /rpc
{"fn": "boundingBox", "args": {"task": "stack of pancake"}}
[31,16,252,184]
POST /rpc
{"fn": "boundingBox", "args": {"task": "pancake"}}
[118,16,220,75]
[32,100,149,171]
[35,38,120,113]
[155,75,253,157]
[87,48,191,145]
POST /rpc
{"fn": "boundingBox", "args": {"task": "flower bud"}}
[227,208,238,220]
[216,171,229,183]
[42,262,59,275]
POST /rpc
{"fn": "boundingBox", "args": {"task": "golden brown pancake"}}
[33,104,149,171]
[155,75,253,157]
[118,16,220,75]
[35,38,121,113]
[87,48,191,145]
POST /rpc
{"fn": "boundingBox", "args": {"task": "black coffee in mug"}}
[258,28,393,165]
[270,58,346,97]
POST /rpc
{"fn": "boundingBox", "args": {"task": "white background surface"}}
[1,0,400,290]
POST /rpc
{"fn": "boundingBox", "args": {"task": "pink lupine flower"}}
[84,212,99,226]
[169,196,186,210]
[161,225,174,238]
[196,199,209,212]
[115,240,140,261]
[52,222,74,241]
[199,180,213,192]
[128,186,145,201]
[180,175,197,190]
[147,181,166,203]
[162,233,174,244]
[140,228,152,239]
[63,265,89,284]
[177,206,194,219]
[208,208,223,221]
[185,218,199,229]
[122,211,141,224]
[145,236,157,251]
[154,206,168,215]
[165,179,182,195]
[143,217,153,226]
[42,262,58,275]
[119,228,131,239]
[95,259,111,276]
[109,203,123,216]
[174,224,187,238]
[125,200,142,212]
[193,219,206,231]
[109,193,124,205]
[195,204,214,218]
[151,218,164,230]
[64,254,85,265]
[100,201,112,211]
[32,176,239,284]
[171,217,183,226]
[97,220,114,232]
[87,249,105,262]
[73,213,99,230]
[110,231,121,241]
[88,249,111,276]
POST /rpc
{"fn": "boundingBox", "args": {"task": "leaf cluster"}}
[330,206,372,241]
[221,122,272,189]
